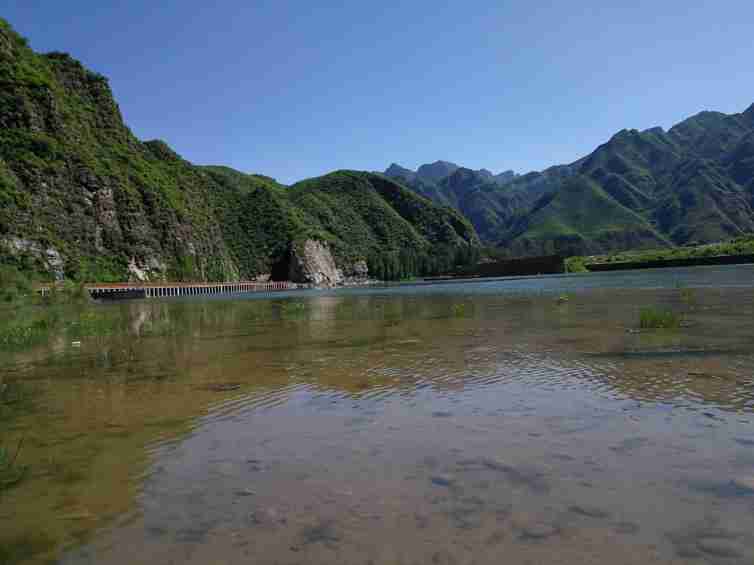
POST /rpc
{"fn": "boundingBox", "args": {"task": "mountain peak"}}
[416,160,459,183]
[384,163,416,182]
[385,163,413,174]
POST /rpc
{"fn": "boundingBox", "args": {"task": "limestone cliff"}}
[288,240,341,286]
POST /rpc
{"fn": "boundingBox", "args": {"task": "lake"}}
[2,265,754,564]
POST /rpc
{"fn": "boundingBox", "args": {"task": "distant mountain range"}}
[384,104,754,256]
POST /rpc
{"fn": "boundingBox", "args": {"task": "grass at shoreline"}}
[639,307,682,330]
[565,234,754,272]
[0,265,97,350]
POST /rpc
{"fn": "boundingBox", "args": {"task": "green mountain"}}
[505,175,669,256]
[0,19,478,282]
[385,106,754,256]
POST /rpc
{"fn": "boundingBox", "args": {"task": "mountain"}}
[0,19,478,282]
[384,105,754,256]
[385,161,518,189]
[504,175,669,256]
[416,160,459,183]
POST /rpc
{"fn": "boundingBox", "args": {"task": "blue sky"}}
[5,1,754,184]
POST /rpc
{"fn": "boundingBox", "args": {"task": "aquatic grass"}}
[280,301,307,319]
[0,381,35,423]
[44,459,87,485]
[679,287,697,306]
[66,311,116,338]
[0,319,51,348]
[0,440,28,492]
[0,531,57,565]
[639,307,681,330]
[451,303,466,318]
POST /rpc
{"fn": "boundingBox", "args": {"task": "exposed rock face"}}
[285,241,370,286]
[2,237,65,280]
[288,240,342,286]
[127,256,166,282]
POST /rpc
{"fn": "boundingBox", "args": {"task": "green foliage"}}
[451,303,467,318]
[578,234,754,269]
[639,307,681,330]
[0,319,51,348]
[0,265,33,303]
[507,176,670,252]
[42,280,92,305]
[564,256,588,273]
[1,19,480,284]
[288,171,478,280]
[388,105,754,258]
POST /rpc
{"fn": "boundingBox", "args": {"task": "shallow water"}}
[3,265,754,564]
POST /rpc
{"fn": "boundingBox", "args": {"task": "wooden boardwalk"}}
[37,281,301,300]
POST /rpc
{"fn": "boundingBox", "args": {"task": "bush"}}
[564,256,588,273]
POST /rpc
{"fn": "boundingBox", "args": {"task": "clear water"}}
[2,265,754,564]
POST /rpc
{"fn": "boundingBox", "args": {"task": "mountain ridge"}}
[383,104,754,255]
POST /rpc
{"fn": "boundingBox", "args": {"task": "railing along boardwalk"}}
[36,281,300,300]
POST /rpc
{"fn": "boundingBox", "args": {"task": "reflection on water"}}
[2,266,754,564]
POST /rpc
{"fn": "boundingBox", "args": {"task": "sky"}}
[5,1,754,184]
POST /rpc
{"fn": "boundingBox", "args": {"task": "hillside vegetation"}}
[0,19,478,283]
[565,234,754,272]
[385,105,754,257]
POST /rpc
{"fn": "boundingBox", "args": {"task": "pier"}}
[36,281,301,300]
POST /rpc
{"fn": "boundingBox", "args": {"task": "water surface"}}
[2,265,754,564]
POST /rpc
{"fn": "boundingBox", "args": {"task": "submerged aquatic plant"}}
[679,287,697,306]
[0,439,27,492]
[0,265,33,304]
[639,307,681,330]
[0,530,57,565]
[280,301,307,319]
[0,318,51,348]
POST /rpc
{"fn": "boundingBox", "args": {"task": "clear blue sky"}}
[5,1,754,184]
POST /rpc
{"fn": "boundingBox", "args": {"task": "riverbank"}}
[566,234,754,273]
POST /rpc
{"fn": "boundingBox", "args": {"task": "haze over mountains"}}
[385,104,754,256]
